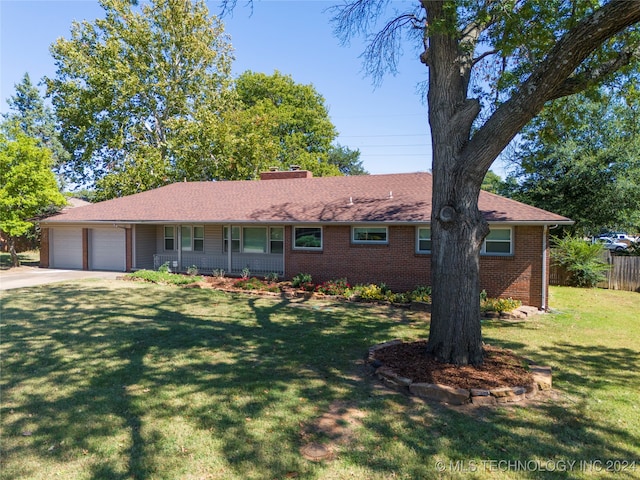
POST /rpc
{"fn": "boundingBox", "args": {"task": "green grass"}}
[0,250,40,269]
[1,283,638,479]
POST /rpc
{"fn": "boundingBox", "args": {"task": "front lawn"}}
[1,282,638,479]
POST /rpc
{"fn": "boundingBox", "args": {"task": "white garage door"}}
[51,227,83,269]
[90,228,126,271]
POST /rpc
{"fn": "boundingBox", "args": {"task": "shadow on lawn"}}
[1,283,639,479]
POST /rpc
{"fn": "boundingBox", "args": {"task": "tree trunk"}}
[423,1,487,366]
[9,236,20,268]
[427,170,488,366]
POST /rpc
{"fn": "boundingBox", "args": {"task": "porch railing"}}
[153,253,284,276]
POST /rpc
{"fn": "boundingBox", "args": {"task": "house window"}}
[482,228,513,255]
[181,226,192,251]
[193,226,204,252]
[164,226,175,251]
[223,226,240,252]
[293,226,322,250]
[416,227,431,253]
[243,227,267,253]
[352,226,388,244]
[270,227,284,254]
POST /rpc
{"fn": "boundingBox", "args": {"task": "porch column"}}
[227,224,232,274]
[177,225,182,272]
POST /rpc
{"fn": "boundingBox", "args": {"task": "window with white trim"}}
[293,227,322,250]
[482,227,513,255]
[223,226,240,253]
[352,226,388,244]
[164,226,175,251]
[270,227,284,254]
[180,225,205,252]
[193,226,204,251]
[243,227,267,253]
[224,226,284,254]
[416,227,431,253]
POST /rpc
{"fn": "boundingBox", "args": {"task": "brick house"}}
[39,171,572,308]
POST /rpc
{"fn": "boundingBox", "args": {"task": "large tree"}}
[46,0,234,199]
[211,70,344,180]
[0,133,66,267]
[328,0,640,365]
[505,89,640,236]
[2,73,69,168]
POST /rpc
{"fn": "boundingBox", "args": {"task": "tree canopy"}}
[47,0,235,198]
[2,73,69,168]
[327,0,640,365]
[505,87,640,236]
[212,70,344,180]
[0,133,66,267]
[47,1,359,199]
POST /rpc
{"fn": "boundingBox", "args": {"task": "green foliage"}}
[551,236,611,287]
[327,143,367,175]
[157,262,171,273]
[241,267,251,280]
[47,0,235,199]
[291,273,312,288]
[2,73,69,169]
[128,269,203,285]
[212,268,226,278]
[234,277,279,292]
[481,297,522,313]
[316,278,350,296]
[409,285,432,303]
[186,265,199,276]
[264,272,280,283]
[218,71,342,179]
[505,89,640,235]
[0,132,66,266]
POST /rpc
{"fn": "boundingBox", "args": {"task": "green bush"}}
[128,269,203,285]
[291,273,312,288]
[551,236,610,287]
[316,278,350,296]
[409,285,432,303]
[234,277,279,292]
[481,297,522,313]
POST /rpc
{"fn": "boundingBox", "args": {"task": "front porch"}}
[134,223,285,277]
[152,252,284,276]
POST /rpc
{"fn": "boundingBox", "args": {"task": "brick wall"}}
[39,228,50,268]
[284,225,547,308]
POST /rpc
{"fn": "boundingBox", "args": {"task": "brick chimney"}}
[259,166,313,180]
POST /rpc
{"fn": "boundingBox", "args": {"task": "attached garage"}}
[90,228,126,271]
[50,227,83,269]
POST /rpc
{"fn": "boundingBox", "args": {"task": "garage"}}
[90,228,126,271]
[50,227,83,269]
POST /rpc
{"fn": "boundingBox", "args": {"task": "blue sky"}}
[1,1,438,175]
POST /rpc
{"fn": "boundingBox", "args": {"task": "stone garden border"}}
[367,339,552,406]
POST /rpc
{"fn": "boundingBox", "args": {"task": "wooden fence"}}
[549,251,640,292]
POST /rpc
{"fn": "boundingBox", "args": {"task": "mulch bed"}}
[372,341,534,390]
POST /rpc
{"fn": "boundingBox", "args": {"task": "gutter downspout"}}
[542,225,548,311]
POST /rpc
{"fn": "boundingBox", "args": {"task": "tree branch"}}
[549,43,640,100]
[462,0,640,178]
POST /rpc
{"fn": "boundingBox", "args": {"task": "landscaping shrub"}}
[481,297,522,313]
[316,278,350,296]
[128,269,203,285]
[291,273,315,291]
[551,236,610,287]
[234,277,279,292]
[409,285,432,303]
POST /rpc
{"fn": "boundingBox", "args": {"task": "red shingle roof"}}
[41,172,572,225]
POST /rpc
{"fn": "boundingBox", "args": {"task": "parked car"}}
[595,237,628,252]
[598,233,639,244]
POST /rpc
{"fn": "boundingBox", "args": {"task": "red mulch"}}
[372,341,534,390]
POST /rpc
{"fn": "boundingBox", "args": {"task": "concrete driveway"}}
[0,267,123,291]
